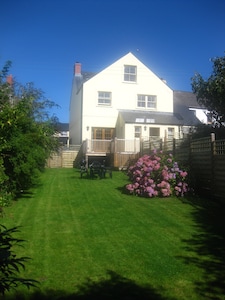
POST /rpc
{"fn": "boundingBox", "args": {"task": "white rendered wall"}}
[82,53,173,141]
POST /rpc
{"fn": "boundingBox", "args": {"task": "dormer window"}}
[124,65,137,82]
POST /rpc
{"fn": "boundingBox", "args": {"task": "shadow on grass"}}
[16,191,34,200]
[179,196,225,299]
[5,271,173,300]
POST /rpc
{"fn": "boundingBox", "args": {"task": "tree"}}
[191,54,225,127]
[0,225,38,296]
[0,61,59,205]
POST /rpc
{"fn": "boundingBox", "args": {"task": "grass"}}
[1,168,225,299]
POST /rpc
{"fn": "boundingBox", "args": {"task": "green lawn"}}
[1,168,225,299]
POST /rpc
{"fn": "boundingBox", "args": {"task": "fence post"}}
[211,133,216,198]
[211,133,216,154]
[114,138,118,167]
[114,137,117,153]
[173,138,176,156]
[140,138,143,156]
[188,133,192,164]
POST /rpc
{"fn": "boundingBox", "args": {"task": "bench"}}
[79,159,88,178]
[89,161,112,179]
[102,166,112,178]
[89,161,104,179]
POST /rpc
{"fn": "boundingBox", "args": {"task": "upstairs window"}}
[137,95,145,107]
[98,91,111,106]
[137,95,157,109]
[147,95,157,108]
[124,65,137,82]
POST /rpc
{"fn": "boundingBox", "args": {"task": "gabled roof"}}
[80,52,172,91]
[118,110,184,126]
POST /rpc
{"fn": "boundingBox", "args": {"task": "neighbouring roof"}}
[173,91,204,126]
[56,123,69,131]
[74,71,96,93]
[173,90,205,109]
[82,71,96,82]
[118,110,184,126]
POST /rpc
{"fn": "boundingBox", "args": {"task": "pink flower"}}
[161,188,171,196]
[153,164,160,171]
[146,186,154,196]
[126,184,134,191]
[134,182,139,188]
[126,150,189,198]
[180,171,188,177]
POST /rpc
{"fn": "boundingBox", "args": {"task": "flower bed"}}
[126,150,189,198]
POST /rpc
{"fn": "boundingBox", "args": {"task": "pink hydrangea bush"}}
[126,150,189,198]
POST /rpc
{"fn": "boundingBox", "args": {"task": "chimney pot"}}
[74,62,81,75]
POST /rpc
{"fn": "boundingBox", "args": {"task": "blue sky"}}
[1,0,225,123]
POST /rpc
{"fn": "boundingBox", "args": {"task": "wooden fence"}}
[140,134,225,200]
[170,135,225,200]
[47,148,79,168]
[110,152,139,170]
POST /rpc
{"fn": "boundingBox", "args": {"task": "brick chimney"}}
[6,74,13,85]
[74,62,81,75]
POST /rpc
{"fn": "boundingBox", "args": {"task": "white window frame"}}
[168,127,175,139]
[137,94,157,109]
[98,91,112,106]
[137,95,146,107]
[147,95,157,109]
[124,65,137,82]
[134,126,142,138]
[149,127,160,137]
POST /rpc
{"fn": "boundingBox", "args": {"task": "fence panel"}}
[47,150,78,168]
[213,155,225,198]
[191,151,212,187]
[115,139,140,153]
[174,148,190,163]
[191,137,211,152]
[142,138,162,155]
[112,153,139,169]
[215,139,225,155]
[62,151,78,168]
[47,152,62,168]
[88,139,111,153]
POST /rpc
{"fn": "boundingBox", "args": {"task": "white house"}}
[70,53,197,143]
[69,53,206,169]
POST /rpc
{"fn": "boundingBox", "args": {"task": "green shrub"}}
[0,225,38,296]
[126,150,189,198]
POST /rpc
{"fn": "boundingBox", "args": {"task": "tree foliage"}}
[0,61,59,205]
[191,123,225,139]
[191,54,225,127]
[0,225,38,295]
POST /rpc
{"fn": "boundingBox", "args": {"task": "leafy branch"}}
[0,225,39,295]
